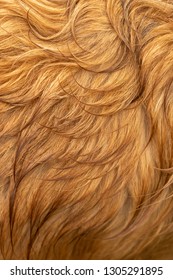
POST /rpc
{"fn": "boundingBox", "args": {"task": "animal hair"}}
[0,0,173,259]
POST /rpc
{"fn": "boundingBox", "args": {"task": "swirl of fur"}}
[0,0,173,259]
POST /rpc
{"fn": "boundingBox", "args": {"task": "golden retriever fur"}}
[0,0,173,259]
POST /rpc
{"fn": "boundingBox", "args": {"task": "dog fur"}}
[0,0,173,259]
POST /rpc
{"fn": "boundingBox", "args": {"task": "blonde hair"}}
[0,0,173,259]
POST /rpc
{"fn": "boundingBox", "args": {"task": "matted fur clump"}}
[0,0,173,260]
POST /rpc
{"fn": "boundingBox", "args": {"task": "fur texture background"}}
[0,0,173,259]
